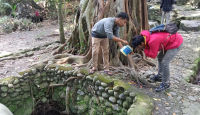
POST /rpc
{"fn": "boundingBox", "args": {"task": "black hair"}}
[117,12,129,21]
[131,35,144,49]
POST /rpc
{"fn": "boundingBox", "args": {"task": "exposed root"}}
[63,87,70,115]
[46,84,64,94]
[71,86,77,106]
[142,51,156,67]
[64,76,83,85]
[52,40,69,55]
[55,55,86,65]
[71,63,88,67]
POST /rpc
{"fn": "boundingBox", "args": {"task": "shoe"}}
[104,71,113,76]
[150,74,162,82]
[155,83,170,92]
[89,69,97,74]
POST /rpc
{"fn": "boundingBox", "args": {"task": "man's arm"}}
[160,0,164,9]
[112,36,128,45]
[113,27,120,38]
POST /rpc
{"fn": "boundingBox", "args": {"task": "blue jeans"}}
[157,43,183,84]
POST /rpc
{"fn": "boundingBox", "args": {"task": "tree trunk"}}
[52,0,151,85]
[57,0,149,62]
[58,0,66,44]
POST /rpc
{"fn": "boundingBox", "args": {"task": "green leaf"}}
[3,3,13,10]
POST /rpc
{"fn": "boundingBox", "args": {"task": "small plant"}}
[3,3,17,18]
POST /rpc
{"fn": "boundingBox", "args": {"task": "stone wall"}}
[0,64,153,115]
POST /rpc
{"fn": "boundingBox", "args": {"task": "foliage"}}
[0,0,8,15]
[2,3,17,17]
[0,16,33,33]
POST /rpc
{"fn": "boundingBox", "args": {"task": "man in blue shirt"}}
[160,0,177,24]
[90,12,129,76]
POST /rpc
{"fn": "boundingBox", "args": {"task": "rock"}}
[117,99,123,106]
[123,101,129,109]
[77,89,84,96]
[102,92,109,99]
[95,80,101,86]
[188,95,197,101]
[114,91,119,98]
[180,20,200,31]
[42,97,48,103]
[8,84,13,88]
[119,93,126,100]
[86,76,93,81]
[129,92,136,98]
[109,96,117,103]
[1,86,8,92]
[93,76,98,82]
[108,90,114,96]
[113,85,125,92]
[98,86,105,92]
[101,82,108,87]
[112,104,120,111]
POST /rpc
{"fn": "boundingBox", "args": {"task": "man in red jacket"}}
[132,30,183,92]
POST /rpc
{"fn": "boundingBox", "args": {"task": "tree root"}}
[142,51,156,67]
[62,86,70,115]
[71,86,77,106]
[64,76,83,85]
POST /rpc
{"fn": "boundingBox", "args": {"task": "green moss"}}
[114,80,131,90]
[128,93,153,115]
[8,105,18,113]
[47,64,74,71]
[14,97,33,115]
[80,67,90,75]
[18,69,32,75]
[97,77,113,83]
[0,76,14,82]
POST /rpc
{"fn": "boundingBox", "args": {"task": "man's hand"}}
[122,40,129,45]
[159,9,162,13]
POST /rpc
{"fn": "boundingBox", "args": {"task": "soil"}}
[0,17,73,79]
[31,99,69,115]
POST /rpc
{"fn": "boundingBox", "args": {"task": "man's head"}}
[131,35,145,49]
[115,12,129,27]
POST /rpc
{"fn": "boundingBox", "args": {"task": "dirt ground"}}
[0,19,73,79]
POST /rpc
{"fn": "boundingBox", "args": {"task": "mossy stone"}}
[108,90,114,96]
[106,107,112,114]
[123,101,129,109]
[1,86,8,92]
[14,97,33,115]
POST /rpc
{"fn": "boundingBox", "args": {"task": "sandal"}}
[104,71,113,76]
[89,69,97,74]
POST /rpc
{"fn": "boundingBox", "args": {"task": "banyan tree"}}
[52,0,155,85]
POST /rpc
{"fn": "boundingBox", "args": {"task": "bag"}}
[149,23,178,35]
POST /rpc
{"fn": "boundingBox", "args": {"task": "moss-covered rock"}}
[14,97,33,115]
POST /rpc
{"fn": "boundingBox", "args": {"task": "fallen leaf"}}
[156,107,158,110]
[167,93,172,97]
[149,88,152,91]
[165,103,169,105]
[173,113,176,115]
[128,82,132,84]
[153,98,158,101]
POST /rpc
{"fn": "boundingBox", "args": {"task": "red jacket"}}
[35,10,40,17]
[141,30,183,58]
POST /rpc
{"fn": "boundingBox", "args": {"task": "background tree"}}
[58,0,66,44]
